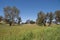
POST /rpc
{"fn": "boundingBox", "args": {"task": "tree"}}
[25,20,35,24]
[4,6,20,26]
[30,20,35,24]
[18,17,21,24]
[11,6,20,25]
[25,20,30,24]
[48,12,53,26]
[36,11,46,26]
[55,10,60,24]
[0,16,3,22]
[4,6,11,23]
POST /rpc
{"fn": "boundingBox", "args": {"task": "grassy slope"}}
[0,24,60,40]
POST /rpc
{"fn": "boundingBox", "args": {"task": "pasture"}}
[0,24,60,40]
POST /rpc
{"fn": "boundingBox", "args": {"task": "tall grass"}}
[0,24,60,40]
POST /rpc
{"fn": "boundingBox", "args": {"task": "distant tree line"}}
[25,20,35,24]
[0,6,60,26]
[36,10,60,26]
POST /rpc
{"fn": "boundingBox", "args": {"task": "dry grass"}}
[0,24,60,40]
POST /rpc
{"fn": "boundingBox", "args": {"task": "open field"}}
[0,24,60,40]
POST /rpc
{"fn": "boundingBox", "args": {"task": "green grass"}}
[0,24,60,40]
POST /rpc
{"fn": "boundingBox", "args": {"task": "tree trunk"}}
[48,20,52,26]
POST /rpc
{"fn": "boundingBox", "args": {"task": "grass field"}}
[0,24,60,40]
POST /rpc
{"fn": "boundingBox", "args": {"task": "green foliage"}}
[55,10,60,23]
[4,6,20,25]
[30,20,35,24]
[18,17,21,24]
[36,11,46,26]
[0,16,3,22]
[48,12,53,26]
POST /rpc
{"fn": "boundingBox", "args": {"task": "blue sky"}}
[0,0,60,22]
